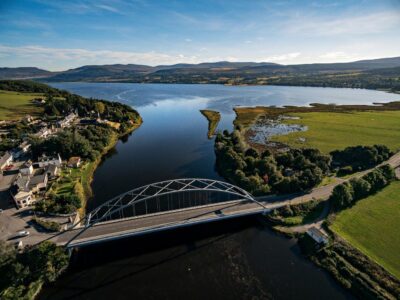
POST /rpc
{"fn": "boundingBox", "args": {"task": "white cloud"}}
[262,52,301,62]
[318,51,362,60]
[0,45,202,70]
[284,11,400,36]
[94,4,121,14]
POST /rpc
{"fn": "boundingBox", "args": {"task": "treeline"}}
[0,80,61,94]
[31,125,115,161]
[0,241,68,299]
[262,69,400,92]
[215,130,331,195]
[331,145,392,175]
[330,164,396,210]
[126,66,400,93]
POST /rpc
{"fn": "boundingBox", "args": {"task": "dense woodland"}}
[0,241,68,299]
[215,130,331,195]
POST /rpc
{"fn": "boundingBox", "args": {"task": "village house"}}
[38,154,62,168]
[35,126,52,139]
[46,164,60,179]
[15,175,30,192]
[67,156,81,168]
[0,152,13,170]
[306,227,329,245]
[28,171,48,193]
[12,190,34,209]
[57,112,77,128]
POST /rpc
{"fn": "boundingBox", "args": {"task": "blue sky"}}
[0,0,399,70]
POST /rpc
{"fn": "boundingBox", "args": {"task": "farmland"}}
[270,110,400,153]
[331,181,400,279]
[0,90,44,120]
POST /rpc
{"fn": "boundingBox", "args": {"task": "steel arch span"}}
[84,178,262,227]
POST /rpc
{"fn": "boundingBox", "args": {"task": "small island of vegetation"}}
[200,109,221,139]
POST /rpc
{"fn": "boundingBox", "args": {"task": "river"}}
[39,83,400,299]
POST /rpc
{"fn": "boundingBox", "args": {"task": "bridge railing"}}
[80,178,263,227]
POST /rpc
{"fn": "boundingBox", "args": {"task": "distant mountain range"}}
[1,57,400,86]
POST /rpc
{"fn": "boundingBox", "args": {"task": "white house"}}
[306,227,329,245]
[57,112,77,128]
[13,190,34,209]
[38,154,62,168]
[0,152,13,170]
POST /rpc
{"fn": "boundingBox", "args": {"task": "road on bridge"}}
[20,151,400,248]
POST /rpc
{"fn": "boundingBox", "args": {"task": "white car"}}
[16,231,30,237]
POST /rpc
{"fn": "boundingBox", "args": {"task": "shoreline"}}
[78,118,143,218]
[44,81,400,94]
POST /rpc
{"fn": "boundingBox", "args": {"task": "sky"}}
[0,0,399,71]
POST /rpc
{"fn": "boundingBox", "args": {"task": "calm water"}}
[40,83,399,299]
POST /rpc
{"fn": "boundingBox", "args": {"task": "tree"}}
[24,241,69,283]
[363,170,387,192]
[331,182,354,209]
[245,148,259,158]
[94,102,105,115]
[349,178,371,200]
[377,164,396,181]
[0,241,16,267]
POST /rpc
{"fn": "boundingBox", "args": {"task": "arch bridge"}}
[55,179,270,248]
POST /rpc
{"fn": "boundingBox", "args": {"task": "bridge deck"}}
[52,200,269,247]
[51,181,336,248]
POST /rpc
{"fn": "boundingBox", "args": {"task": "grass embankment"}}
[200,109,221,138]
[331,181,400,279]
[0,90,44,120]
[271,110,400,153]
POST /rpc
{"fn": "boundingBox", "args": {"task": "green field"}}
[271,110,400,153]
[0,90,44,120]
[331,181,400,279]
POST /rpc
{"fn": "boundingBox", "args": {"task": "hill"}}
[0,67,52,79]
[1,57,400,91]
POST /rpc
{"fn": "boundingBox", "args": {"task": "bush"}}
[32,217,61,232]
[331,145,391,172]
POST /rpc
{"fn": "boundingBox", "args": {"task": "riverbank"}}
[77,119,142,217]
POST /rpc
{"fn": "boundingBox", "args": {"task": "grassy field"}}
[331,181,400,279]
[271,110,400,153]
[0,90,44,120]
